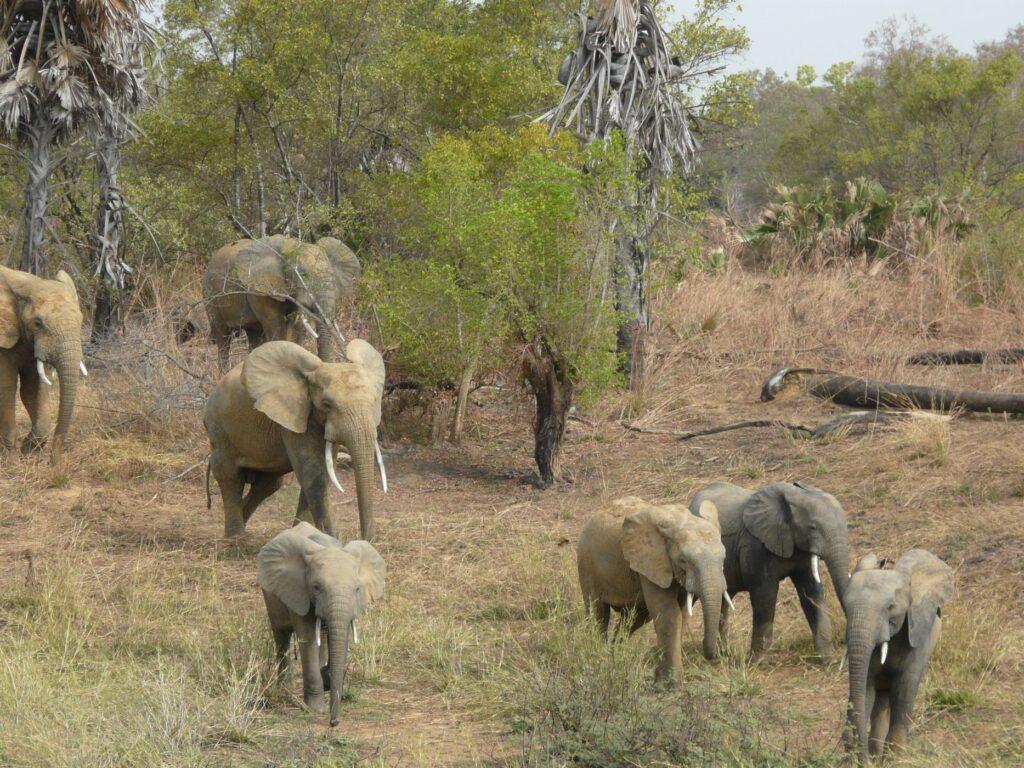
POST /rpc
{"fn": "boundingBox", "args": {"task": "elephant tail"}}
[206,459,213,510]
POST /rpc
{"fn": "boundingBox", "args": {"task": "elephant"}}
[258,522,385,727]
[203,234,361,370]
[0,265,86,461]
[576,496,731,682]
[689,481,850,661]
[843,549,953,760]
[204,338,387,540]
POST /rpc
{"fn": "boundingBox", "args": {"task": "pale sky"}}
[702,1,1022,77]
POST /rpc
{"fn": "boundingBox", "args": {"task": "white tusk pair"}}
[375,442,388,493]
[325,442,345,493]
[686,592,694,617]
[36,360,52,386]
[352,619,359,645]
[880,641,888,665]
[315,617,322,647]
[839,648,847,671]
[79,361,88,376]
[811,555,821,584]
[723,591,735,611]
[300,314,319,339]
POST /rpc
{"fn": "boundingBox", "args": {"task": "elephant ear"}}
[343,540,386,613]
[0,277,18,348]
[896,549,954,648]
[234,237,290,296]
[853,553,882,574]
[54,270,80,302]
[242,341,322,433]
[696,500,721,531]
[620,501,675,589]
[742,483,796,558]
[345,338,385,424]
[317,237,361,294]
[258,526,324,615]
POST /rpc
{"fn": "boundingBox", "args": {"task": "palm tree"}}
[0,0,150,278]
[541,0,701,385]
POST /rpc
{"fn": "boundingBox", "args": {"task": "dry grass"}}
[1,248,1023,766]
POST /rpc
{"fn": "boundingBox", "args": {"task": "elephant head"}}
[0,266,84,461]
[258,522,385,726]
[242,338,386,539]
[843,549,953,756]
[619,497,728,660]
[743,481,850,603]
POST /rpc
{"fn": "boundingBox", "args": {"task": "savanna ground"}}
[2,254,1023,767]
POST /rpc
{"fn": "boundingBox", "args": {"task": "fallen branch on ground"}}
[762,366,1024,414]
[906,349,1024,365]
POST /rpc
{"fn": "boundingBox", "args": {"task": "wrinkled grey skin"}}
[843,550,953,761]
[204,235,360,370]
[689,481,850,660]
[258,522,385,727]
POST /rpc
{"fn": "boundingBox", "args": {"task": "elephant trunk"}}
[845,609,876,758]
[697,563,725,660]
[341,414,377,541]
[327,605,350,728]
[825,537,851,606]
[315,316,336,362]
[50,345,82,463]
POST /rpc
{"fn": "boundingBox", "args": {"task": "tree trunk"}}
[431,390,453,446]
[20,110,56,275]
[91,133,128,341]
[450,354,479,444]
[522,341,574,488]
[613,222,650,389]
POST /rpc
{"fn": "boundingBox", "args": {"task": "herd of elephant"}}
[0,235,952,759]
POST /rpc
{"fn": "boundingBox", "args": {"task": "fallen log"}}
[906,349,1024,365]
[762,367,1024,414]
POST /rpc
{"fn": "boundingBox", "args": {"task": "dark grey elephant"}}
[259,522,385,727]
[843,550,953,760]
[203,234,360,370]
[689,481,850,660]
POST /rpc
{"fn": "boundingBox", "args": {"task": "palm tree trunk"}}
[614,223,650,388]
[91,132,127,341]
[20,110,56,275]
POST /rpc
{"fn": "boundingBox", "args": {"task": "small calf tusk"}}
[300,314,319,339]
[325,442,344,493]
[352,619,359,645]
[79,361,88,376]
[811,555,821,584]
[686,592,694,617]
[839,648,847,671]
[315,617,321,647]
[375,441,388,493]
[36,360,52,386]
[880,641,888,665]
[723,591,735,611]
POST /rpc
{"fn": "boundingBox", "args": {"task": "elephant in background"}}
[259,522,385,727]
[203,235,361,370]
[577,496,731,682]
[205,339,387,540]
[843,550,953,760]
[689,481,850,661]
[0,265,86,462]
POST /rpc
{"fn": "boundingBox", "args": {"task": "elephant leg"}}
[211,453,246,537]
[244,325,265,351]
[612,604,650,640]
[719,596,733,653]
[294,613,326,712]
[792,570,833,661]
[582,592,611,637]
[19,364,52,453]
[887,666,924,754]
[869,689,891,757]
[242,472,282,523]
[272,626,292,684]
[284,433,333,536]
[250,296,289,342]
[0,359,19,450]
[640,579,682,684]
[747,580,780,659]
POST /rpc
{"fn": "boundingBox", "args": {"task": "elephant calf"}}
[843,550,953,759]
[259,522,385,727]
[689,481,850,661]
[577,496,731,683]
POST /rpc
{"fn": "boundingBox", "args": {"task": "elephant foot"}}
[652,668,680,690]
[303,691,327,713]
[21,435,47,455]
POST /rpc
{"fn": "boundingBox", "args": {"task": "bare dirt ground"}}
[2,266,1023,766]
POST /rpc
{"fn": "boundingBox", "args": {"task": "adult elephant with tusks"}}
[204,339,387,540]
[689,480,850,661]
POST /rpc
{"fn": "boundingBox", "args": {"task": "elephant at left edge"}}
[0,265,86,461]
[689,480,850,661]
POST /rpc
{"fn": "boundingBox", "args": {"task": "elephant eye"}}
[31,317,45,330]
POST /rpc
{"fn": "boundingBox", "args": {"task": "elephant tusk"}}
[723,591,735,611]
[375,441,388,493]
[36,360,52,386]
[79,361,88,376]
[811,555,821,584]
[315,617,321,647]
[325,442,344,493]
[839,648,847,671]
[300,314,319,339]
[686,592,694,617]
[880,641,888,666]
[352,619,359,645]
